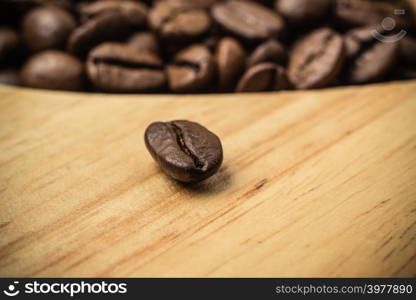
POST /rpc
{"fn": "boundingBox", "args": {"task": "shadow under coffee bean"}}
[0,0,415,91]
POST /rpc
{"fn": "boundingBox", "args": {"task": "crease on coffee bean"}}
[172,61,201,71]
[168,122,205,169]
[92,57,162,70]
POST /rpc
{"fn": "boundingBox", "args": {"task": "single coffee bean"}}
[0,69,20,86]
[127,31,160,54]
[86,42,166,92]
[0,27,20,62]
[148,1,211,41]
[145,120,223,183]
[68,12,135,57]
[22,6,76,52]
[247,39,287,67]
[215,37,246,91]
[275,0,331,24]
[399,37,416,67]
[288,27,345,89]
[212,0,285,42]
[236,62,289,93]
[167,44,214,92]
[343,26,398,84]
[78,0,148,26]
[20,50,84,90]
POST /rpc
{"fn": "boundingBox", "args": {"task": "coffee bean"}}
[127,31,160,54]
[0,69,20,86]
[86,42,166,92]
[78,0,148,26]
[247,39,286,67]
[215,37,246,91]
[145,120,223,183]
[160,0,219,10]
[212,0,285,42]
[343,26,398,84]
[22,6,76,52]
[20,50,84,90]
[68,12,136,57]
[288,27,345,89]
[167,44,214,92]
[275,0,331,24]
[148,1,211,41]
[399,37,416,67]
[236,62,288,92]
[0,27,20,62]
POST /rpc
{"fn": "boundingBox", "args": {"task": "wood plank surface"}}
[0,81,415,277]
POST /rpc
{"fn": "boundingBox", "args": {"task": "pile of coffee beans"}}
[1,0,415,93]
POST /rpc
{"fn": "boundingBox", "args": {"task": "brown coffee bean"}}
[148,1,211,41]
[212,0,285,42]
[0,69,20,86]
[127,31,159,54]
[20,50,84,90]
[288,27,345,89]
[236,62,288,92]
[79,0,148,26]
[247,39,286,67]
[167,44,214,92]
[159,0,218,10]
[0,27,20,62]
[22,6,76,52]
[86,42,166,92]
[145,120,223,183]
[275,0,331,24]
[343,26,398,84]
[215,37,246,91]
[68,12,135,57]
[399,37,416,67]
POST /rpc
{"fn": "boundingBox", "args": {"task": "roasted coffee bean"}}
[127,31,159,54]
[167,44,214,92]
[22,6,76,52]
[343,26,398,84]
[159,0,219,9]
[212,0,285,42]
[288,27,344,89]
[275,0,331,24]
[148,1,211,41]
[236,62,288,92]
[399,37,416,67]
[215,37,246,91]
[0,27,20,62]
[247,39,286,67]
[334,0,413,29]
[86,42,166,92]
[20,50,84,90]
[0,69,20,86]
[68,12,135,57]
[145,120,223,183]
[79,0,148,26]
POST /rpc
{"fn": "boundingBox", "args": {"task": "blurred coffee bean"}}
[343,26,399,84]
[148,1,211,41]
[127,31,160,54]
[167,44,214,92]
[0,69,20,86]
[20,50,84,90]
[22,6,76,52]
[79,0,148,26]
[215,37,246,91]
[212,0,285,42]
[247,39,287,67]
[275,0,331,24]
[86,42,166,92]
[68,12,135,57]
[159,0,218,9]
[288,27,345,89]
[0,27,20,62]
[399,36,416,66]
[236,62,288,92]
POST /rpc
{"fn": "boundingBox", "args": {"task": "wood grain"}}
[0,81,415,277]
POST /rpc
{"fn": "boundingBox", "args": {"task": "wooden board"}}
[0,81,415,277]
